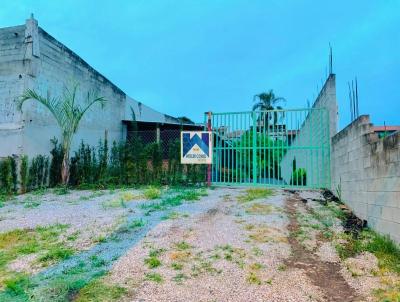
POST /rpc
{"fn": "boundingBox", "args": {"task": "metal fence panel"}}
[207,108,330,188]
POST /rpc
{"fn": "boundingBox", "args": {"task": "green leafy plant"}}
[0,158,13,194]
[20,155,29,193]
[290,168,307,186]
[18,84,106,184]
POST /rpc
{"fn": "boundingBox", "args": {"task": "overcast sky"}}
[1,0,399,129]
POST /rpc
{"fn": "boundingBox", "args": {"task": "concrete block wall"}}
[331,115,400,243]
[0,25,27,156]
[281,74,338,187]
[0,16,127,158]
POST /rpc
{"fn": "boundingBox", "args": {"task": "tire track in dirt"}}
[284,194,360,302]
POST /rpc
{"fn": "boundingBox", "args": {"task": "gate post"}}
[252,111,257,184]
[207,111,212,187]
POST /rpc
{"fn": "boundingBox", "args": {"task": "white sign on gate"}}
[181,131,212,164]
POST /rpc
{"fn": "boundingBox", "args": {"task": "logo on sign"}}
[181,131,212,164]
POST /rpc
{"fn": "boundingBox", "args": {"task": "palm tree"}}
[252,89,285,127]
[18,84,106,185]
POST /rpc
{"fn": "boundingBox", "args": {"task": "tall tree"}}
[252,90,285,126]
[18,84,106,185]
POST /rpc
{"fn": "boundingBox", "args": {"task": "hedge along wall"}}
[331,115,400,243]
[0,135,206,194]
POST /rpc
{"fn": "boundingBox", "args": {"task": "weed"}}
[74,279,127,302]
[93,235,106,243]
[90,255,107,267]
[175,241,191,251]
[3,274,31,296]
[336,229,400,273]
[191,260,220,277]
[238,188,273,202]
[53,186,70,195]
[141,189,203,214]
[0,223,70,287]
[252,247,264,256]
[129,218,146,229]
[67,231,80,241]
[143,186,161,199]
[23,196,41,209]
[247,271,262,285]
[145,256,161,268]
[149,248,165,257]
[161,211,189,220]
[173,273,188,283]
[277,264,287,271]
[171,262,183,270]
[119,191,138,201]
[102,198,126,209]
[249,263,264,270]
[145,272,163,283]
[31,188,48,196]
[38,246,74,264]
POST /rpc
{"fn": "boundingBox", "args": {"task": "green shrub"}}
[0,158,13,194]
[28,155,49,190]
[20,155,28,194]
[290,168,307,186]
[49,138,63,187]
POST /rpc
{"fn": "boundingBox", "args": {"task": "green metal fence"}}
[205,108,330,188]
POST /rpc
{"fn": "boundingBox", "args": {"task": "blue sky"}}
[1,0,399,129]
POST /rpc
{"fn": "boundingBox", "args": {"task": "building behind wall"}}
[0,15,196,159]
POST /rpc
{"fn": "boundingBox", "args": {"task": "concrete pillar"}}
[156,124,160,143]
[24,14,40,78]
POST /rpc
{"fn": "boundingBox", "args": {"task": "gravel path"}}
[1,187,394,301]
[108,188,326,302]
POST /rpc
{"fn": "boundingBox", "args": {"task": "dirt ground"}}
[105,188,395,302]
[0,187,398,301]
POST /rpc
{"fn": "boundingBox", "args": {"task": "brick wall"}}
[331,115,400,243]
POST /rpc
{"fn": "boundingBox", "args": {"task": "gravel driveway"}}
[0,187,397,302]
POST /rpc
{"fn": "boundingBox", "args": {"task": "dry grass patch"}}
[169,251,192,262]
[245,203,275,215]
[238,188,274,203]
[247,225,287,244]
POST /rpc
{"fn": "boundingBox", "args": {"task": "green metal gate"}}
[205,108,330,188]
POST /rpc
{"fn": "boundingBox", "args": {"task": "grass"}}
[238,188,273,202]
[175,241,191,250]
[145,249,164,268]
[22,196,41,208]
[336,229,400,274]
[90,255,107,268]
[171,262,183,270]
[73,278,127,302]
[0,223,70,287]
[141,188,206,214]
[128,218,146,229]
[119,191,139,201]
[172,273,188,283]
[53,186,70,195]
[38,246,74,264]
[245,203,275,215]
[145,272,163,283]
[161,211,189,220]
[3,274,31,296]
[145,256,162,269]
[101,198,127,209]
